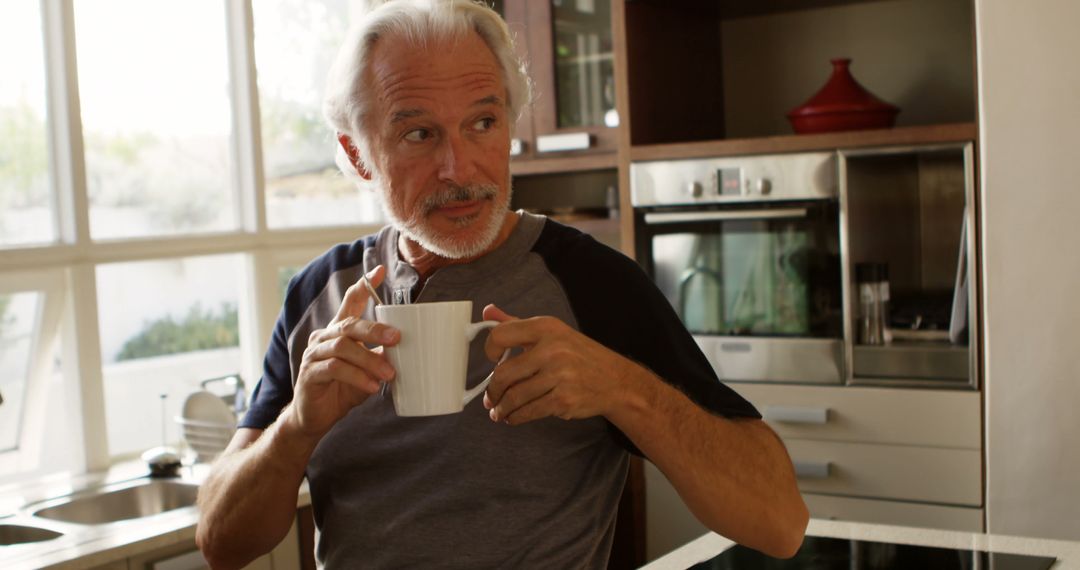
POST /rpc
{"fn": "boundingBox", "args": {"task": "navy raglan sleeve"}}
[532,222,760,455]
[238,312,294,429]
[238,234,377,430]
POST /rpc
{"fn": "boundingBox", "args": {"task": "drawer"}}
[787,439,982,506]
[731,384,982,448]
[803,493,984,532]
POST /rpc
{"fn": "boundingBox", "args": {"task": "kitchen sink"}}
[0,523,64,545]
[31,478,200,525]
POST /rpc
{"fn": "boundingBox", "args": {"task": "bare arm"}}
[196,266,399,569]
[482,306,808,558]
[606,369,807,558]
[195,414,317,569]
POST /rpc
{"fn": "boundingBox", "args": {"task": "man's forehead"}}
[367,30,503,95]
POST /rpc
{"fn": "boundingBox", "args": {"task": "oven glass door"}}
[640,200,842,339]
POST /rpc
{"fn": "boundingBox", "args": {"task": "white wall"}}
[977,0,1080,540]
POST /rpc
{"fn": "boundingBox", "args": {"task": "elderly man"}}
[196,1,807,568]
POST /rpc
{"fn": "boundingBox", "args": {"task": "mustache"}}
[420,183,498,215]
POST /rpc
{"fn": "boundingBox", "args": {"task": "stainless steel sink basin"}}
[31,478,199,525]
[0,523,63,545]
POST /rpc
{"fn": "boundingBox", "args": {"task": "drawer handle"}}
[794,460,831,479]
[763,406,829,425]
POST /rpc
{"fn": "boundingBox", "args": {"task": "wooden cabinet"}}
[495,0,620,173]
[619,0,976,149]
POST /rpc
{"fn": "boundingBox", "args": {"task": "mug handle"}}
[462,320,512,406]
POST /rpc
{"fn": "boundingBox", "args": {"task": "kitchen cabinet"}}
[496,0,619,172]
[82,518,300,570]
[619,0,975,148]
[735,384,983,523]
[645,384,984,561]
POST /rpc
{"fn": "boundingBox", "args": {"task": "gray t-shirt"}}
[242,212,760,568]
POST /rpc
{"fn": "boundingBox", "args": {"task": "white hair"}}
[322,0,532,190]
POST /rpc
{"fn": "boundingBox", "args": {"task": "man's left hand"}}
[481,304,636,425]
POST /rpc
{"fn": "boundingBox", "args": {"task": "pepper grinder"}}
[856,262,890,345]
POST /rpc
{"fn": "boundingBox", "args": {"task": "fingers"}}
[487,373,554,423]
[482,345,541,407]
[334,265,386,323]
[483,313,562,362]
[303,357,385,395]
[481,303,516,323]
[309,315,400,347]
[303,335,396,383]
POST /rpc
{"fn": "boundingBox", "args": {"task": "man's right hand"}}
[289,264,399,439]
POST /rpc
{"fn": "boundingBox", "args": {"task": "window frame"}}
[0,0,381,477]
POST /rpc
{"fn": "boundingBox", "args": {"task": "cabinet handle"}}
[794,460,831,479]
[536,132,592,153]
[762,405,829,425]
[643,208,809,225]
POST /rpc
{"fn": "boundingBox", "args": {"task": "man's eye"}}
[404,129,431,142]
[473,117,495,131]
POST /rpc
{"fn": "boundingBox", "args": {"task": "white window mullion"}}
[41,0,90,249]
[60,264,110,471]
[225,0,267,235]
[239,251,279,389]
[41,0,110,471]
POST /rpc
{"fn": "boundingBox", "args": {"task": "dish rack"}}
[176,374,245,462]
[176,416,236,462]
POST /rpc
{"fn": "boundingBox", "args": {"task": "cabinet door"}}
[525,0,618,154]
[495,1,537,160]
[786,439,982,506]
[803,493,983,532]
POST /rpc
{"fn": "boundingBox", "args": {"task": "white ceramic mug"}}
[375,300,510,417]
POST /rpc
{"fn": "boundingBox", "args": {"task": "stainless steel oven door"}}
[638,201,844,384]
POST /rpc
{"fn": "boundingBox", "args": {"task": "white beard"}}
[378,180,512,260]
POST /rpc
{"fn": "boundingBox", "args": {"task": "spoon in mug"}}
[362,275,390,397]
[362,276,385,306]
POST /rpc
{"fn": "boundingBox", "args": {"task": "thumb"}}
[482,303,517,323]
[334,265,384,323]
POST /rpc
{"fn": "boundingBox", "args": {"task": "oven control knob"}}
[686,182,703,198]
[755,178,773,195]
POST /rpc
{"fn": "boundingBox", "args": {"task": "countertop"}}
[643,519,1080,569]
[0,461,311,570]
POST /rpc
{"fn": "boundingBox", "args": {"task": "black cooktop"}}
[690,536,1057,569]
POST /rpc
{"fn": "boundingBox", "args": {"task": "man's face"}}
[364,30,512,259]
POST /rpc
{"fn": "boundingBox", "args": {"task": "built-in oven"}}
[631,152,844,384]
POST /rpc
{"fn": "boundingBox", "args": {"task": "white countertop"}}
[0,462,311,570]
[644,519,1080,569]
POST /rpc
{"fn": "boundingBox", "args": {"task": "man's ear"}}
[337,132,372,180]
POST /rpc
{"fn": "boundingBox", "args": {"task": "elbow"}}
[761,496,809,559]
[196,519,234,570]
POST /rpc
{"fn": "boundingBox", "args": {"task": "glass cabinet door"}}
[549,0,616,130]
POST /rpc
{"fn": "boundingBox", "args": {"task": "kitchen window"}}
[253,0,383,229]
[0,0,379,481]
[0,1,55,247]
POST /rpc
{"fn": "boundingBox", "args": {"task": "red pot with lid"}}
[787,58,900,134]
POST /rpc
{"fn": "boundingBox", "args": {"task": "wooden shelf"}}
[629,123,978,162]
[510,151,618,176]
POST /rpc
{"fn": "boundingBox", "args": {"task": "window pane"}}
[253,0,383,229]
[278,265,302,305]
[0,292,42,452]
[97,255,243,458]
[75,0,237,240]
[0,2,55,247]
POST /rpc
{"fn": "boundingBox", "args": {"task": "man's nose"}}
[436,135,478,184]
